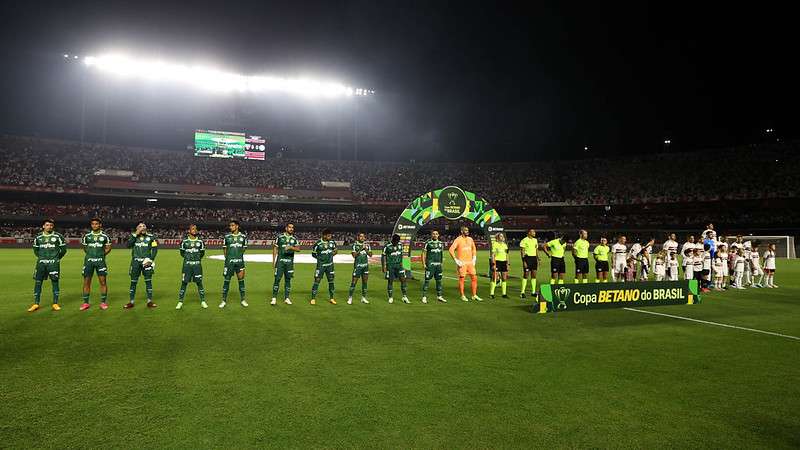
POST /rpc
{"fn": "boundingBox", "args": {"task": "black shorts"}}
[550,257,566,274]
[595,260,609,273]
[494,261,508,273]
[575,257,589,275]
[523,256,538,271]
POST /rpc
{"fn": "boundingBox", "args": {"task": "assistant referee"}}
[572,229,590,284]
[519,228,539,299]
[544,234,567,285]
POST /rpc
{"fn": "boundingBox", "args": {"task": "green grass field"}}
[1,248,798,448]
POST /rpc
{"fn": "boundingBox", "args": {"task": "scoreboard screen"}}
[194,130,266,160]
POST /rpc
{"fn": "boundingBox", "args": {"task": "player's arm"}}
[471,239,476,265]
[179,241,186,258]
[222,237,228,259]
[126,232,137,248]
[149,238,158,261]
[448,239,462,266]
[272,240,279,265]
[198,241,205,259]
[381,247,387,272]
[332,245,337,256]
[104,239,112,256]
[81,235,87,254]
[242,235,247,254]
[592,246,599,262]
[58,235,67,259]
[421,244,427,267]
[543,243,552,258]
[571,242,577,259]
[490,245,496,267]
[520,245,526,267]
[366,244,373,257]
[32,236,39,258]
[311,242,319,260]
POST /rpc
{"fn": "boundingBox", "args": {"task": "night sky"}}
[1,1,796,161]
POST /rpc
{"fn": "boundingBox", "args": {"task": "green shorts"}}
[385,266,406,281]
[130,259,155,279]
[424,264,443,281]
[34,260,61,281]
[82,258,108,278]
[314,264,335,281]
[274,259,294,280]
[352,264,369,278]
[223,260,245,279]
[181,262,203,283]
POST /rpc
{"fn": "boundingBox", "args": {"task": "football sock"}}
[458,277,465,296]
[521,278,528,293]
[311,278,320,299]
[362,279,368,297]
[489,279,496,296]
[222,279,230,301]
[284,277,291,298]
[400,280,408,296]
[550,278,556,284]
[470,275,477,296]
[129,280,138,302]
[52,281,59,304]
[34,280,43,304]
[387,281,393,298]
[435,279,442,296]
[349,280,357,297]
[328,281,335,299]
[179,282,188,300]
[558,279,565,285]
[272,275,281,297]
[501,281,507,295]
[82,292,90,304]
[582,279,588,284]
[238,279,245,300]
[197,280,206,301]
[530,279,537,295]
[145,279,153,301]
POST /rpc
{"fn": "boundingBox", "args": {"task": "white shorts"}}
[614,260,626,273]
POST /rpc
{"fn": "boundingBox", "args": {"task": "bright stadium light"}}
[82,53,373,98]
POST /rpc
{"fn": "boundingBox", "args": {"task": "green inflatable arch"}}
[392,186,505,271]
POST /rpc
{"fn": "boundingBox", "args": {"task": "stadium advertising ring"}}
[437,186,468,220]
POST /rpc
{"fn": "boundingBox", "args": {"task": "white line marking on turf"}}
[624,308,800,341]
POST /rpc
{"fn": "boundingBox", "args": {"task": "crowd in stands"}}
[0,202,390,225]
[5,135,796,205]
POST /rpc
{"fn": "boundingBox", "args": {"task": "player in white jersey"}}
[680,235,696,280]
[691,248,703,284]
[717,243,729,289]
[639,246,651,281]
[654,251,666,281]
[712,252,725,290]
[668,252,679,281]
[662,233,679,279]
[749,243,764,288]
[611,236,628,282]
[763,244,778,288]
[733,249,747,289]
[742,242,753,286]
[701,243,712,291]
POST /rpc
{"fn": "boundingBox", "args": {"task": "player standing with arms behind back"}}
[310,229,337,305]
[220,220,248,308]
[593,236,610,282]
[544,234,567,285]
[421,230,446,304]
[272,223,299,306]
[29,219,67,312]
[80,218,112,310]
[348,232,371,305]
[124,222,158,309]
[176,224,206,309]
[449,226,481,302]
[763,243,778,288]
[519,228,539,299]
[572,230,590,284]
[383,234,409,304]
[489,232,509,299]
[611,236,628,282]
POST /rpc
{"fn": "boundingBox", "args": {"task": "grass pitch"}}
[1,248,798,448]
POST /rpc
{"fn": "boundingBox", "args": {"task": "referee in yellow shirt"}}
[519,228,539,299]
[593,236,611,282]
[490,232,509,298]
[544,233,567,285]
[572,229,590,283]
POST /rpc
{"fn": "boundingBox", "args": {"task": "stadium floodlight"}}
[82,54,373,99]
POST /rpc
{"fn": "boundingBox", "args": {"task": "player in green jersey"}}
[310,229,337,305]
[80,218,112,311]
[490,232,510,299]
[220,220,248,308]
[544,234,567,285]
[123,222,158,309]
[271,223,300,306]
[421,230,447,303]
[348,232,372,305]
[593,236,611,282]
[382,234,409,304]
[572,229,591,284]
[519,228,539,299]
[176,224,206,310]
[28,219,67,312]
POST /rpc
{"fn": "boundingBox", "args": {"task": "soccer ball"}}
[143,257,154,268]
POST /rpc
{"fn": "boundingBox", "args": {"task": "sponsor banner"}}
[539,280,700,312]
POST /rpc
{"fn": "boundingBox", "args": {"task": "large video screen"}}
[194,130,266,160]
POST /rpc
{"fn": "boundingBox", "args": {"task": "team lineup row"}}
[26,219,779,312]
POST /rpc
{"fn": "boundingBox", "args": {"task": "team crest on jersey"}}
[50,237,56,243]
[194,242,200,247]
